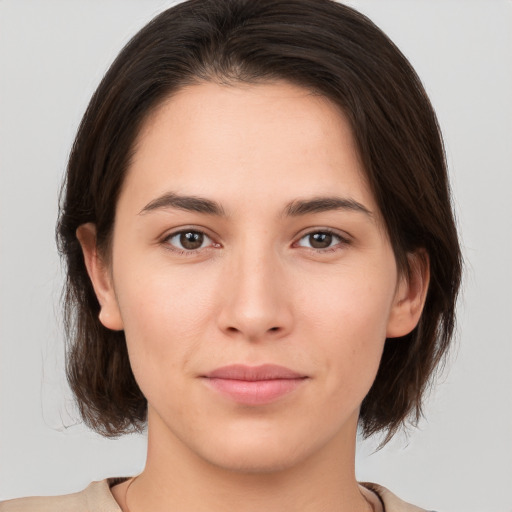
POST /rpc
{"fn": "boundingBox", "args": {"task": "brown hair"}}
[57,0,462,440]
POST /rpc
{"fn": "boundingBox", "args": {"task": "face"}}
[80,81,425,473]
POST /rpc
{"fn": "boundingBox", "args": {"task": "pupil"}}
[180,231,203,250]
[310,232,332,249]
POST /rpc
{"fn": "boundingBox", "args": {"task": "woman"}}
[0,0,461,511]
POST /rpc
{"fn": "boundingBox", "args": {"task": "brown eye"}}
[309,232,333,249]
[297,231,345,250]
[180,231,204,249]
[167,230,211,251]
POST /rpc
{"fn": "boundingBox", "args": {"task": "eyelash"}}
[293,229,351,253]
[162,229,219,256]
[161,228,351,255]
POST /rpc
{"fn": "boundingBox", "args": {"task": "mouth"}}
[201,364,309,406]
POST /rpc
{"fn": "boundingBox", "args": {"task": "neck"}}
[124,409,370,512]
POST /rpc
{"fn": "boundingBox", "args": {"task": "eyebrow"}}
[139,192,372,218]
[139,192,226,216]
[284,196,373,217]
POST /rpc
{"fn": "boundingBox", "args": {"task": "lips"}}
[202,364,308,405]
[205,364,305,380]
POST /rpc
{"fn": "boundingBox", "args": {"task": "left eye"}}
[166,230,213,251]
[296,231,344,250]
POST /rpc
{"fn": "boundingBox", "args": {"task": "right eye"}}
[165,230,214,252]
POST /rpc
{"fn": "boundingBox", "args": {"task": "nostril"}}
[269,326,280,332]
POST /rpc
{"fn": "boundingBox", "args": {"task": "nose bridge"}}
[219,234,292,340]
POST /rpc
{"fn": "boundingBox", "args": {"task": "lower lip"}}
[203,377,307,405]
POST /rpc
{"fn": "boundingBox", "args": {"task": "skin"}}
[78,81,429,512]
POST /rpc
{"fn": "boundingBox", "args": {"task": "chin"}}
[205,445,307,475]
[195,424,320,475]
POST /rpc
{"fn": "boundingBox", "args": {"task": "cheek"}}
[295,265,396,394]
[297,262,396,338]
[112,265,219,393]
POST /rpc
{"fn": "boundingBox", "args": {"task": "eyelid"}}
[161,226,221,254]
[293,227,352,251]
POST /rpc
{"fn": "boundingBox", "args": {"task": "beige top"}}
[0,479,429,512]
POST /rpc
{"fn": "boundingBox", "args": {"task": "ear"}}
[386,249,430,338]
[76,223,124,331]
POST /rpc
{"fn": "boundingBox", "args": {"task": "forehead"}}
[122,80,375,215]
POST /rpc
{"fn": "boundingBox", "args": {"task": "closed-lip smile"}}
[202,364,309,405]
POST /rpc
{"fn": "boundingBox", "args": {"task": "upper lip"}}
[203,364,306,381]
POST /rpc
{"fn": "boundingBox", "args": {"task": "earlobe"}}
[76,223,124,331]
[386,250,430,338]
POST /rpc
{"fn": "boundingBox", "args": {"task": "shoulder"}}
[361,482,434,512]
[0,480,122,512]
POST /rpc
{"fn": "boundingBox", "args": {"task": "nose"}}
[217,244,293,342]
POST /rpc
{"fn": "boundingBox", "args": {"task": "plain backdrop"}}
[0,1,511,511]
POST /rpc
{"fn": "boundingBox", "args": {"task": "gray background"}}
[1,1,511,510]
